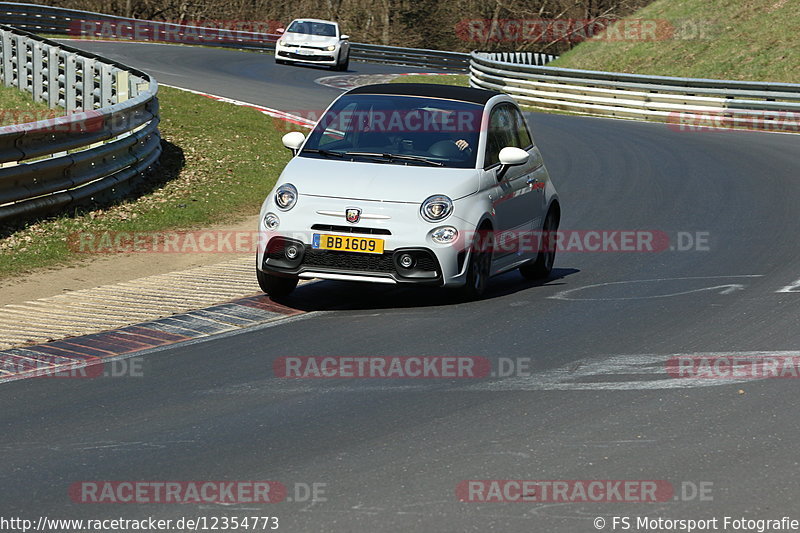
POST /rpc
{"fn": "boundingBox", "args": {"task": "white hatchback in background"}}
[275,19,350,70]
[257,83,560,301]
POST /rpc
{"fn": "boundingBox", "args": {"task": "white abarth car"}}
[257,83,560,300]
[274,19,350,70]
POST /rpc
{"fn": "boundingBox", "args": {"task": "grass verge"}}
[391,74,469,86]
[0,84,64,125]
[0,85,292,279]
[551,0,800,83]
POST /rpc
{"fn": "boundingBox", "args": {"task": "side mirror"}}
[282,131,306,155]
[496,146,529,180]
[340,34,349,40]
[276,28,285,34]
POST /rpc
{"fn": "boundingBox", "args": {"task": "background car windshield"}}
[287,21,337,37]
[300,94,482,168]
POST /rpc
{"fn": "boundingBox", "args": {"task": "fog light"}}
[264,213,280,230]
[286,245,299,259]
[431,226,458,244]
[399,253,414,268]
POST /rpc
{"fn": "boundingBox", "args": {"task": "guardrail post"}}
[31,40,43,102]
[115,70,129,103]
[81,56,95,110]
[100,64,113,107]
[0,31,10,86]
[46,44,58,107]
[64,52,77,111]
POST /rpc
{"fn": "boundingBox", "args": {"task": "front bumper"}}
[275,44,337,64]
[257,197,472,287]
[261,237,453,285]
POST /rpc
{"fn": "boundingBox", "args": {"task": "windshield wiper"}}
[302,148,344,158]
[343,152,444,167]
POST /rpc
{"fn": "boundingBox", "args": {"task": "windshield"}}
[300,94,483,168]
[287,21,337,37]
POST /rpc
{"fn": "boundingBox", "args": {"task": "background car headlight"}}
[275,184,298,211]
[326,45,336,51]
[431,226,458,244]
[263,213,280,229]
[420,195,453,222]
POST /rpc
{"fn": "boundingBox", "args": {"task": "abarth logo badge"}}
[345,208,361,224]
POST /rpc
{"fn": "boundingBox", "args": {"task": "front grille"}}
[303,248,395,272]
[311,224,391,236]
[283,52,331,61]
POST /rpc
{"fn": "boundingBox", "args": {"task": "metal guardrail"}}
[0,2,471,71]
[470,51,800,131]
[0,24,160,222]
[349,43,469,71]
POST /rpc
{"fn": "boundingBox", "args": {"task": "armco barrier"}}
[470,51,800,131]
[0,24,160,222]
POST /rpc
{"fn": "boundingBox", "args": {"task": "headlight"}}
[277,39,286,46]
[275,183,298,211]
[263,212,280,229]
[420,195,453,222]
[431,226,458,244]
[326,45,336,51]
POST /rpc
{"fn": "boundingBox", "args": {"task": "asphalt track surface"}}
[2,43,800,531]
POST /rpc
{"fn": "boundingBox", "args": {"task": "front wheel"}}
[456,230,493,300]
[334,53,349,71]
[257,267,298,300]
[520,209,558,280]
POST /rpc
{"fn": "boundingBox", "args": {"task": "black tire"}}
[334,53,349,71]
[257,267,298,300]
[457,228,493,300]
[520,208,558,280]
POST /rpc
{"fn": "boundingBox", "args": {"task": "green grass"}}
[0,85,292,278]
[551,0,800,83]
[0,83,63,126]
[391,74,469,86]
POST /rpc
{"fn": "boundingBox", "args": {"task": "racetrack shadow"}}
[280,267,580,312]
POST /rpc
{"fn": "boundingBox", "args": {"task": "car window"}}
[509,106,533,149]
[484,106,516,168]
[300,94,482,169]
[287,21,337,37]
[317,102,357,149]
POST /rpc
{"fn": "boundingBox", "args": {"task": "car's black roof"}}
[345,83,501,105]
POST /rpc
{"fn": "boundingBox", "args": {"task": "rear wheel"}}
[520,208,558,280]
[257,266,298,300]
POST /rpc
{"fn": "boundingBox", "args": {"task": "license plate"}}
[312,234,384,254]
[295,48,314,55]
